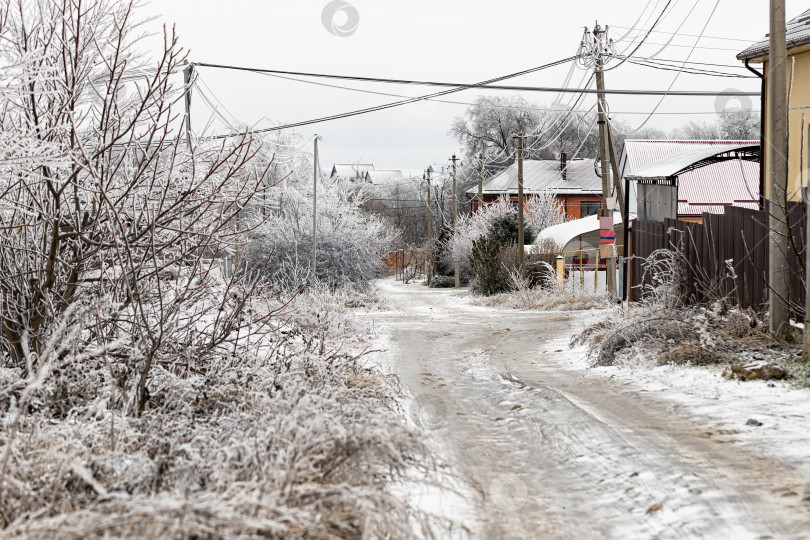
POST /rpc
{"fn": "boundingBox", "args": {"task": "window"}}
[581,201,600,217]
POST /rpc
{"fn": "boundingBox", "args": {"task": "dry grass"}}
[576,301,788,368]
[475,289,612,311]
[0,286,443,539]
[473,268,613,312]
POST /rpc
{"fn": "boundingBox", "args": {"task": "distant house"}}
[330,163,375,182]
[467,154,604,219]
[619,140,760,224]
[364,169,423,187]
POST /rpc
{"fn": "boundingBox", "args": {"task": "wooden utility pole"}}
[769,0,790,337]
[312,135,321,277]
[514,134,526,279]
[595,53,618,297]
[426,168,433,286]
[183,63,194,147]
[451,155,460,288]
[477,153,484,212]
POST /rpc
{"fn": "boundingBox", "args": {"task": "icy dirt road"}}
[370,279,810,539]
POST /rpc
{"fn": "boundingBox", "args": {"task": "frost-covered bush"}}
[0,1,442,537]
[429,275,456,288]
[574,248,776,368]
[449,194,563,276]
[446,194,563,287]
[243,167,399,291]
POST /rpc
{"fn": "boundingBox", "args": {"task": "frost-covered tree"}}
[242,145,400,290]
[447,193,564,282]
[672,109,760,141]
[449,96,601,181]
[0,0,275,412]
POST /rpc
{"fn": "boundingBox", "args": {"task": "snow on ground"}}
[366,278,810,537]
[547,312,810,479]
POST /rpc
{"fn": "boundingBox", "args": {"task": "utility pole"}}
[513,134,526,278]
[451,154,460,288]
[580,22,618,297]
[477,153,484,212]
[425,168,433,286]
[606,119,628,299]
[183,63,194,147]
[312,135,321,277]
[769,0,790,338]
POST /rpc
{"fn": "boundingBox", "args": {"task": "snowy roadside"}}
[354,280,486,538]
[547,311,810,481]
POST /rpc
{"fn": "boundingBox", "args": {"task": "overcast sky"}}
[148,0,804,172]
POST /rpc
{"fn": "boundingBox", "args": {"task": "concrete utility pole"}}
[477,153,484,212]
[595,54,618,296]
[312,135,321,277]
[513,134,526,279]
[579,22,618,298]
[451,155,460,288]
[804,181,810,360]
[183,63,194,147]
[769,0,790,337]
[425,168,433,286]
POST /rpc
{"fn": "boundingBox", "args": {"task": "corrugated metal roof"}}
[625,143,758,180]
[620,140,760,217]
[466,158,602,195]
[737,8,810,60]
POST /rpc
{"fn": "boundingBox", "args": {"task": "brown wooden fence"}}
[631,203,806,316]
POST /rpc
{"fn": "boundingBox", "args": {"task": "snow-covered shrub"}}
[448,194,563,289]
[0,1,442,537]
[0,0,279,414]
[429,275,455,288]
[575,248,777,368]
[473,257,611,311]
[449,194,563,276]
[242,166,399,291]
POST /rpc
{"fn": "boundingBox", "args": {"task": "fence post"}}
[555,255,565,292]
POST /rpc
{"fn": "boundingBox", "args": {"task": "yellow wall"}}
[761,46,810,201]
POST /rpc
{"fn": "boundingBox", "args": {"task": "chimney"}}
[560,151,568,181]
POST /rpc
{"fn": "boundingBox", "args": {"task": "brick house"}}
[466,154,603,219]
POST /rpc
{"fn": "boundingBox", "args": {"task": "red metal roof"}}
[620,140,760,217]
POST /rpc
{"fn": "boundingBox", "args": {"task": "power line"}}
[618,0,723,135]
[196,56,578,139]
[611,24,757,43]
[245,69,749,114]
[194,61,760,97]
[625,57,756,78]
[629,56,751,70]
[605,0,674,72]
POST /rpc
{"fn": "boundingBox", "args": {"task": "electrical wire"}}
[196,56,579,139]
[625,57,757,78]
[604,0,674,72]
[611,24,757,43]
[616,0,724,135]
[193,61,759,97]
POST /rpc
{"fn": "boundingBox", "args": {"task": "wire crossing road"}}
[371,279,809,539]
